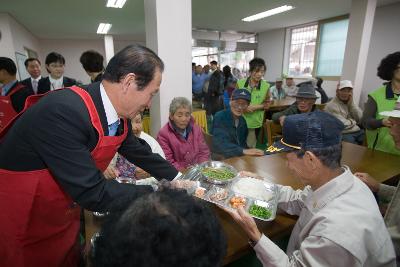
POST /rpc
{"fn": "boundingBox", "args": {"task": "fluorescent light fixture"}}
[242,5,294,22]
[97,23,112,34]
[106,0,127,8]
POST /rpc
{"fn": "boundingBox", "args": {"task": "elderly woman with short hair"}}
[157,97,210,171]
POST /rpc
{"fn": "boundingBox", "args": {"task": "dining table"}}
[269,96,296,112]
[84,142,400,265]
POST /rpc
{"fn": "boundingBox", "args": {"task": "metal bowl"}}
[199,161,238,184]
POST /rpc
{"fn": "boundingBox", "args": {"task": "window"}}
[287,24,318,78]
[315,19,349,77]
[192,48,254,78]
[284,17,349,79]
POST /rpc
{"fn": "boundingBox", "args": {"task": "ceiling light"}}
[97,23,112,34]
[242,5,295,22]
[106,0,127,8]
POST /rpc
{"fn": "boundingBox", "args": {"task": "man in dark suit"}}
[80,50,105,83]
[37,52,77,94]
[0,45,179,266]
[0,57,33,128]
[21,58,42,94]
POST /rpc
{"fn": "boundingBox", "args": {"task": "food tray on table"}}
[178,161,279,221]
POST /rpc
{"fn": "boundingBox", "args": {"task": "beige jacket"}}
[253,167,396,266]
[325,96,363,133]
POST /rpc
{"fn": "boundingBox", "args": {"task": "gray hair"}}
[169,97,192,115]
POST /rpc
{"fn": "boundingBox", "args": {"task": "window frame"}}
[283,15,349,81]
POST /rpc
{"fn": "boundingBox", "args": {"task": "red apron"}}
[0,83,26,131]
[0,86,128,267]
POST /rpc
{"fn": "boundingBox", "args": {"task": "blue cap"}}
[265,111,345,154]
[231,89,251,102]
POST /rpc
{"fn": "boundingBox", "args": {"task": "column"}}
[144,0,192,137]
[341,0,377,105]
[104,35,115,64]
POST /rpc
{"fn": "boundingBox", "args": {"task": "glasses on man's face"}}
[296,98,313,103]
[232,103,249,110]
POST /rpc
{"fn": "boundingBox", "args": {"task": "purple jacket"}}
[157,118,210,171]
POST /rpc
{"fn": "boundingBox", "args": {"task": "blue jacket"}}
[211,109,248,158]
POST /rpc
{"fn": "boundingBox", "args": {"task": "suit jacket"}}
[37,76,77,94]
[0,82,178,211]
[5,81,34,113]
[21,77,42,94]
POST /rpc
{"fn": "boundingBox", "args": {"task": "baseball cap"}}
[380,96,400,118]
[338,80,353,90]
[265,111,345,154]
[276,77,283,82]
[231,89,251,102]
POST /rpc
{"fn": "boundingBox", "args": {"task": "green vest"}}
[237,78,270,128]
[366,85,400,155]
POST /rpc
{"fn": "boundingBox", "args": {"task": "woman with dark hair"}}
[37,52,77,93]
[222,65,237,108]
[91,188,227,267]
[362,51,400,155]
[80,50,105,83]
[236,58,271,148]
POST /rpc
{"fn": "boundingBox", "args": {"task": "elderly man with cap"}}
[269,77,286,100]
[355,97,400,264]
[325,80,364,145]
[212,89,264,158]
[272,83,317,126]
[283,76,298,97]
[225,111,396,266]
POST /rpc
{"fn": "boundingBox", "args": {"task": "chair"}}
[264,120,283,146]
[202,130,225,161]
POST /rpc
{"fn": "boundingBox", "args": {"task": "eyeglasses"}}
[231,103,249,110]
[296,98,314,103]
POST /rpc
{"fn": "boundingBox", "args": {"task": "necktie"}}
[32,80,38,94]
[108,120,119,136]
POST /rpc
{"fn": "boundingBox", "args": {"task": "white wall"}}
[0,14,16,62]
[256,2,400,103]
[0,13,41,80]
[8,14,40,59]
[257,28,285,82]
[114,40,145,53]
[39,39,106,84]
[360,1,400,107]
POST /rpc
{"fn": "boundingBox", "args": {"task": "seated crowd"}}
[1,47,399,266]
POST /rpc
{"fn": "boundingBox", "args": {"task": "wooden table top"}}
[269,97,296,111]
[84,142,400,265]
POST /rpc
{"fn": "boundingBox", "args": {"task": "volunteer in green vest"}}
[362,51,400,155]
[237,58,270,148]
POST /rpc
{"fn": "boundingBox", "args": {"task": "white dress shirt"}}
[100,82,119,126]
[253,167,396,266]
[31,76,41,94]
[49,76,64,90]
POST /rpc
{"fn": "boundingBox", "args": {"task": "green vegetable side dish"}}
[249,204,272,219]
[201,167,235,181]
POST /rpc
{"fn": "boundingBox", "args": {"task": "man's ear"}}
[304,151,320,171]
[121,73,136,93]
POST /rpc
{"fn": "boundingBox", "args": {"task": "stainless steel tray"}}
[179,163,278,221]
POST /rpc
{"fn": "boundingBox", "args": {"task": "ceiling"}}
[1,0,399,41]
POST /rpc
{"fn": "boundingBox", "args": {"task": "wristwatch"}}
[248,239,258,248]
